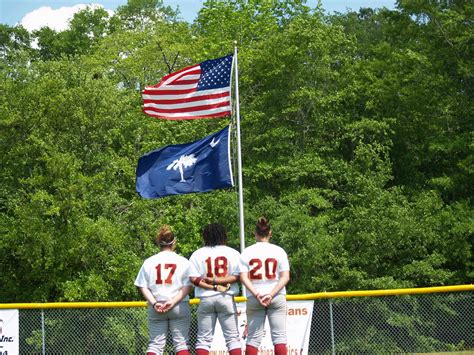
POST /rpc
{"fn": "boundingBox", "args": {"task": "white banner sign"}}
[210,300,314,355]
[0,309,19,355]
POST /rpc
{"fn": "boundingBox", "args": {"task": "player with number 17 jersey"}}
[135,250,192,302]
[134,225,192,355]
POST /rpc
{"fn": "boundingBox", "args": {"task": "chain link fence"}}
[7,289,474,354]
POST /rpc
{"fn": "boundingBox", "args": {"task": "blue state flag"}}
[136,126,234,198]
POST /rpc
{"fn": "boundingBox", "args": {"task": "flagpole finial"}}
[233,40,237,46]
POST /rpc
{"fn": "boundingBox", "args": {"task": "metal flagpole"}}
[233,44,245,254]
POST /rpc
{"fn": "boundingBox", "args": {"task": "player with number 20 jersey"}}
[240,242,289,296]
[240,217,290,355]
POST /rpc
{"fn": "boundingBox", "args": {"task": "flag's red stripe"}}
[143,88,199,95]
[169,68,201,81]
[171,79,200,85]
[143,92,230,105]
[143,101,230,114]
[153,65,200,87]
[142,109,231,120]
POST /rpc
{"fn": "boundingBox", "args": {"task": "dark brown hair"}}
[255,216,271,237]
[203,223,228,247]
[156,225,175,246]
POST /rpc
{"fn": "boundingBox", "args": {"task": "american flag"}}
[142,55,233,120]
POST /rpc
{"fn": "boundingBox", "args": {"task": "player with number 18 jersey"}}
[189,223,242,355]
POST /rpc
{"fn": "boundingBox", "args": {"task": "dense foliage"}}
[0,0,472,303]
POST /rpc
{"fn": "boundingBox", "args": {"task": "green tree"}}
[0,0,471,305]
[33,6,113,60]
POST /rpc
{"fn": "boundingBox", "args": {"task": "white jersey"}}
[240,242,290,296]
[135,250,192,302]
[189,245,241,297]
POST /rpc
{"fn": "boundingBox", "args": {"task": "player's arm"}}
[190,276,231,292]
[205,254,240,285]
[190,276,214,290]
[160,285,192,313]
[258,270,290,306]
[268,270,290,298]
[239,271,260,298]
[188,256,215,290]
[203,274,239,286]
[137,287,158,307]
[173,285,193,303]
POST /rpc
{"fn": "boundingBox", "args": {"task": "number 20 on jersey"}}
[249,258,278,280]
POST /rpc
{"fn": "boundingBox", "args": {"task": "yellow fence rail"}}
[1,284,472,354]
[1,284,472,309]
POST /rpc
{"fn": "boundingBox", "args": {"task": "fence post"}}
[41,309,45,355]
[329,299,335,355]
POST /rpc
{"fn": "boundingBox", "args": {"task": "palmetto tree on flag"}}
[167,154,197,182]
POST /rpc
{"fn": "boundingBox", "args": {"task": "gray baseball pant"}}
[245,294,287,348]
[196,293,241,351]
[146,301,190,354]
